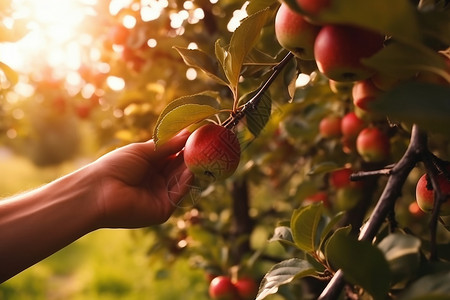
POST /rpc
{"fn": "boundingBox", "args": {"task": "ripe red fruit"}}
[233,277,259,300]
[356,127,390,163]
[415,171,450,216]
[297,0,331,15]
[209,276,239,300]
[352,79,383,111]
[341,112,365,140]
[304,191,330,207]
[274,2,321,60]
[319,115,342,138]
[314,25,384,82]
[329,168,353,189]
[184,124,241,181]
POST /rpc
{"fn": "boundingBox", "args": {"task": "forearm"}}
[0,165,100,283]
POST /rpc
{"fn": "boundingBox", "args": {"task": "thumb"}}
[155,129,191,158]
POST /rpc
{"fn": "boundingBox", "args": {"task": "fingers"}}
[153,129,191,159]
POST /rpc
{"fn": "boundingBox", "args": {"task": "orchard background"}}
[0,0,450,299]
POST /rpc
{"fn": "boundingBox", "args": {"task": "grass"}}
[0,151,208,300]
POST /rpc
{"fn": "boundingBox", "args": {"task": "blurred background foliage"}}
[0,0,449,299]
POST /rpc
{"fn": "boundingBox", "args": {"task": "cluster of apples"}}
[208,275,258,300]
[275,0,385,82]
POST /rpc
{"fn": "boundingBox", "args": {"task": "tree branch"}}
[318,125,427,300]
[223,51,294,129]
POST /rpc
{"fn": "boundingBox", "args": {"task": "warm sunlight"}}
[0,0,97,75]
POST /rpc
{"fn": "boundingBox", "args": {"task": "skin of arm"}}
[0,131,193,283]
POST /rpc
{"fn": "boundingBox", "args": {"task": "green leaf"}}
[290,203,324,253]
[319,212,345,249]
[269,226,296,247]
[363,41,450,81]
[326,230,391,300]
[246,0,278,15]
[377,233,421,285]
[307,161,339,176]
[0,62,18,86]
[398,270,450,300]
[418,10,450,47]
[174,47,229,86]
[369,82,450,136]
[256,258,318,300]
[245,91,272,137]
[224,8,272,88]
[154,94,220,145]
[317,0,420,43]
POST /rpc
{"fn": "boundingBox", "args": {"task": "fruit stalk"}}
[223,51,294,129]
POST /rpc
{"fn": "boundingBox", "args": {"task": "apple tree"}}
[1,0,450,299]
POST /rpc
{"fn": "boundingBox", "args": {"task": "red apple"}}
[209,276,239,300]
[184,123,241,181]
[319,115,342,138]
[415,171,450,216]
[233,277,259,300]
[341,112,365,140]
[352,79,383,111]
[274,2,321,60]
[329,168,353,189]
[356,127,390,163]
[297,0,332,21]
[304,191,330,207]
[314,25,384,82]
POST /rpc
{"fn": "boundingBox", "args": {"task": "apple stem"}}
[318,124,427,300]
[222,51,295,130]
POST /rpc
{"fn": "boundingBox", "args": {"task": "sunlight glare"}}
[0,0,98,76]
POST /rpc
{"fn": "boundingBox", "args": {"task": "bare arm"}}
[0,131,193,282]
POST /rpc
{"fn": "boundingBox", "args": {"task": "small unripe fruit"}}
[319,115,342,138]
[184,124,241,181]
[274,3,321,60]
[209,276,239,300]
[415,172,450,216]
[314,25,384,82]
[356,127,390,163]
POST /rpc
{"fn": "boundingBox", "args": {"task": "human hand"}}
[90,131,194,228]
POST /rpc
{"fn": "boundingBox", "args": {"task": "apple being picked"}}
[314,25,384,82]
[184,123,241,181]
[415,170,450,216]
[274,2,321,60]
[209,276,239,300]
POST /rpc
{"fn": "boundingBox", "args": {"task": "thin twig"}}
[223,51,294,129]
[318,125,427,300]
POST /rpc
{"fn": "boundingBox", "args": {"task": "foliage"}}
[1,0,450,299]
